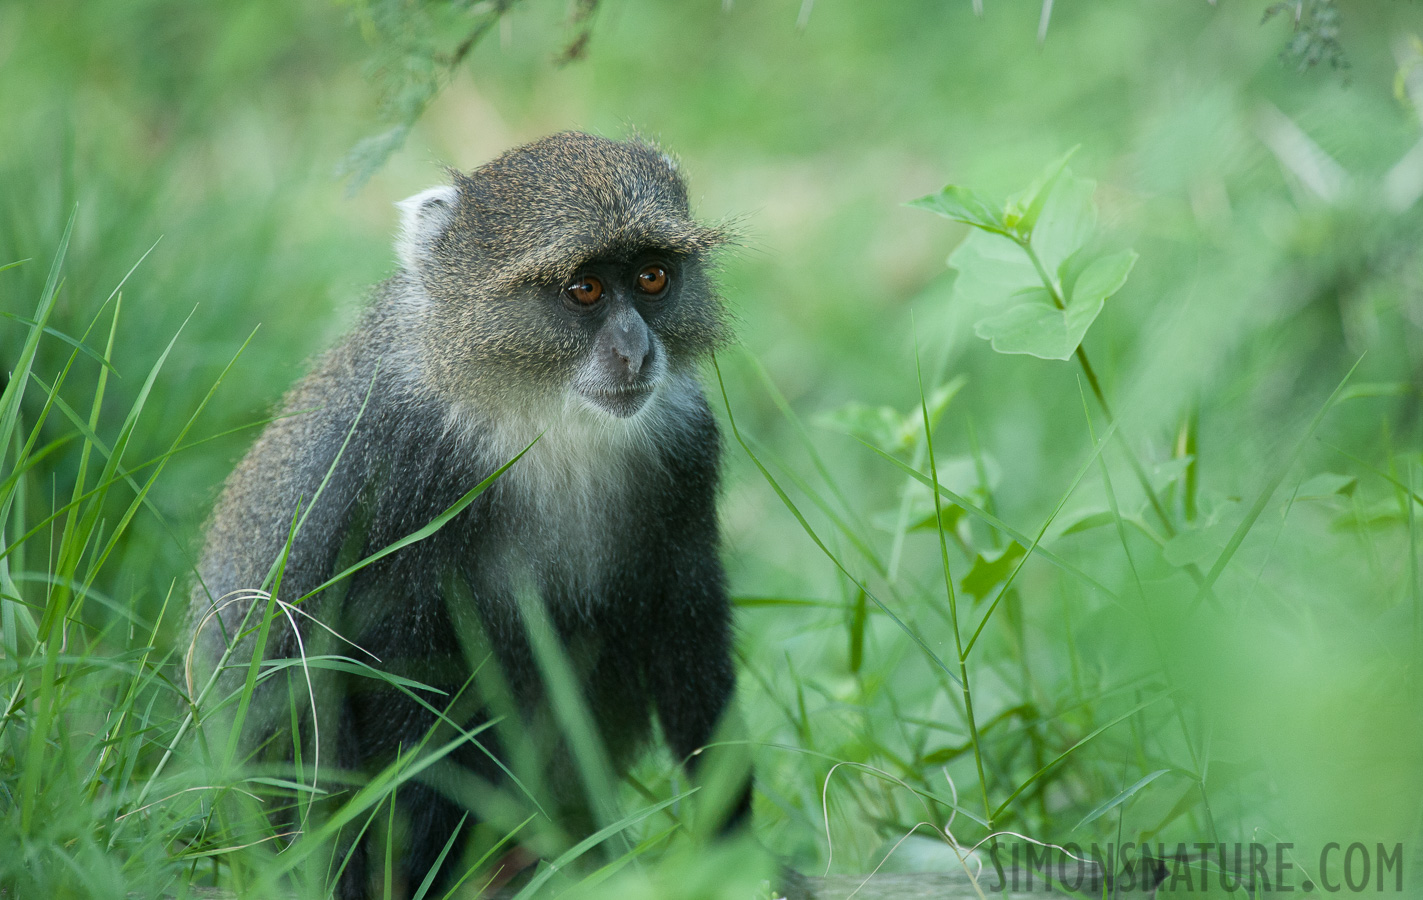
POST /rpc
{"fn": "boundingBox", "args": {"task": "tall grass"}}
[0,226,776,898]
[5,2,1423,896]
[0,218,210,897]
[5,164,1423,897]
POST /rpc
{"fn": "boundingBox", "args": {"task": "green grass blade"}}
[296,434,539,604]
[509,792,693,900]
[992,692,1168,821]
[258,362,377,595]
[1187,357,1361,613]
[0,312,122,374]
[859,439,1120,601]
[714,356,962,687]
[254,719,498,884]
[962,417,1115,658]
[0,206,73,458]
[410,813,469,900]
[1072,768,1171,831]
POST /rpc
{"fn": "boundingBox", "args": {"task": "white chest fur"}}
[443,374,701,604]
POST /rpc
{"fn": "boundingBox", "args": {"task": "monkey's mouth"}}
[579,383,656,418]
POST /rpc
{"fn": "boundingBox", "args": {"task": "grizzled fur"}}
[188,132,744,899]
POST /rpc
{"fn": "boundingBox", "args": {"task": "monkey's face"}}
[557,257,676,418]
[442,247,725,420]
[395,133,731,420]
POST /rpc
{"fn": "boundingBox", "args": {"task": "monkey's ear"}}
[395,185,458,271]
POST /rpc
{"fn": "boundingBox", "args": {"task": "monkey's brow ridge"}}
[488,218,727,289]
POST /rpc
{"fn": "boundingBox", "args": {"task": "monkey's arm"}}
[638,401,750,830]
[643,553,752,832]
[645,561,736,763]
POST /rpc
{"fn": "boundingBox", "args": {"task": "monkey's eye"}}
[565,276,604,305]
[635,264,669,296]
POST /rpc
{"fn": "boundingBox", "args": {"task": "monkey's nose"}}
[612,343,645,376]
[611,322,650,377]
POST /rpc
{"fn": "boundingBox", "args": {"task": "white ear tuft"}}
[395,185,458,271]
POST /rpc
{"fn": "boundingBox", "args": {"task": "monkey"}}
[185,132,770,899]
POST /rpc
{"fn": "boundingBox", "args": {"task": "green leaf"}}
[1031,173,1097,276]
[909,184,1009,234]
[961,542,1025,602]
[1066,249,1137,305]
[971,245,1130,360]
[921,742,972,765]
[974,286,1105,360]
[1004,146,1079,232]
[947,228,1041,311]
[906,503,966,533]
[732,595,841,609]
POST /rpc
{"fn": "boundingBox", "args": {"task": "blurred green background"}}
[3,0,1423,895]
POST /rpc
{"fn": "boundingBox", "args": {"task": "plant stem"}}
[914,341,1004,884]
[1017,238,1180,539]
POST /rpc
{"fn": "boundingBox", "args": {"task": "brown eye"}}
[636,264,669,296]
[565,275,603,305]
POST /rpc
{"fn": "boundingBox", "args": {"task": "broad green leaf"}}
[909,184,1009,234]
[962,542,1026,602]
[974,286,1104,360]
[1004,146,1079,231]
[906,503,966,533]
[946,228,1039,311]
[1031,173,1097,276]
[921,742,972,765]
[1066,249,1137,305]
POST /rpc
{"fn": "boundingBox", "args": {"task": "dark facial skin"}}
[556,256,679,418]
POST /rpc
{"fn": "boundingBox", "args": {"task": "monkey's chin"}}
[579,385,655,419]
